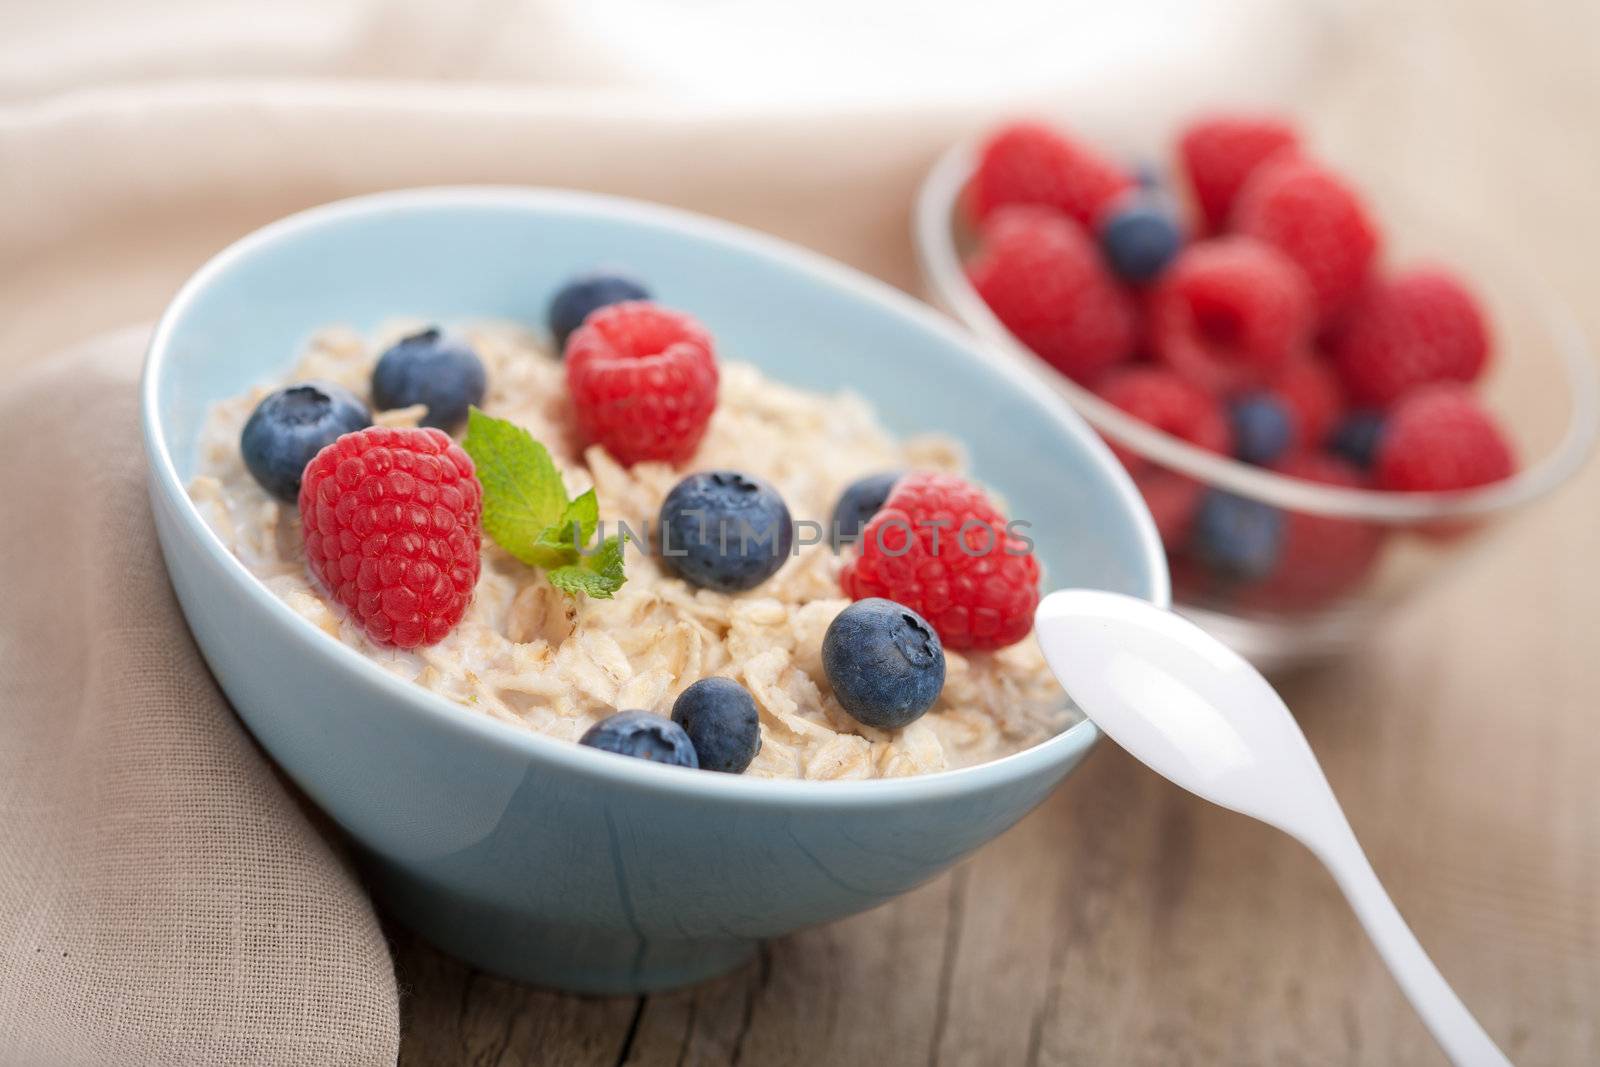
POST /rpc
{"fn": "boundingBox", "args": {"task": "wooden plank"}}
[393,927,639,1067]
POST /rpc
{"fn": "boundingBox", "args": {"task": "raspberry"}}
[566,301,719,466]
[968,207,1137,382]
[1149,237,1315,393]
[1094,367,1232,471]
[1234,155,1381,323]
[1167,553,1218,606]
[1374,385,1516,492]
[1268,355,1345,449]
[1177,114,1300,233]
[300,427,482,649]
[967,121,1133,227]
[1130,468,1205,547]
[1246,453,1385,610]
[1332,268,1491,408]
[841,472,1040,651]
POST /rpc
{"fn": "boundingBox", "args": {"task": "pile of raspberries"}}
[965,115,1518,610]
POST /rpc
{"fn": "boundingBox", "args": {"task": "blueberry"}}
[830,471,902,549]
[671,678,761,773]
[1190,491,1284,581]
[370,328,486,433]
[578,711,699,768]
[822,598,946,730]
[1229,393,1294,465]
[240,381,371,502]
[547,270,651,353]
[659,471,793,592]
[1097,196,1183,283]
[1329,410,1386,470]
[1133,161,1165,190]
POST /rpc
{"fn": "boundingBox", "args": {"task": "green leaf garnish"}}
[462,408,627,599]
[547,535,626,600]
[534,488,599,561]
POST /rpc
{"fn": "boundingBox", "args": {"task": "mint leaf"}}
[461,408,627,599]
[562,488,600,546]
[462,408,566,566]
[546,536,626,599]
[534,488,598,552]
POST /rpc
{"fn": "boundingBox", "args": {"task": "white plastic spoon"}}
[1034,588,1511,1067]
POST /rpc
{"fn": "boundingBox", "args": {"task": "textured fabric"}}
[0,331,400,1066]
[0,3,1333,1063]
[0,1,1337,365]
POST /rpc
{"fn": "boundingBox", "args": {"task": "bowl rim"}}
[142,184,1172,806]
[915,138,1600,523]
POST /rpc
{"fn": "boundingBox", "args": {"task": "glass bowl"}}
[915,138,1599,672]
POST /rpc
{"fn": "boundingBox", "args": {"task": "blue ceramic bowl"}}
[141,187,1168,994]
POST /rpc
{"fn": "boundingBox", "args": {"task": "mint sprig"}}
[462,408,627,599]
[548,535,625,598]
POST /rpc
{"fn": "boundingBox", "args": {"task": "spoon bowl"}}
[1034,589,1336,841]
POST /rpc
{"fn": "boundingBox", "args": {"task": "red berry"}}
[1131,468,1206,547]
[968,207,1137,382]
[1374,385,1516,492]
[1095,367,1232,472]
[1247,452,1385,610]
[566,301,719,466]
[1333,268,1491,408]
[300,426,482,649]
[1149,237,1315,393]
[1166,552,1219,607]
[841,472,1040,651]
[1177,114,1300,233]
[1268,356,1345,450]
[1234,156,1381,323]
[967,121,1134,228]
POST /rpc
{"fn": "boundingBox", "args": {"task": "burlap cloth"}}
[0,3,1332,1063]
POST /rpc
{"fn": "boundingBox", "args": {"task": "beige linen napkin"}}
[0,330,399,1066]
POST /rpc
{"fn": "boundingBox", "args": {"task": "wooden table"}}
[390,4,1600,1063]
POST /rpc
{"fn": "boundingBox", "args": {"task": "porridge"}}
[189,295,1069,780]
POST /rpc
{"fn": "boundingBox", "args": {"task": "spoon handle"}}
[1307,818,1512,1067]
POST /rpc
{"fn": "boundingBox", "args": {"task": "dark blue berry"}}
[1132,160,1165,190]
[1229,393,1294,465]
[671,678,761,774]
[830,471,902,549]
[578,711,699,768]
[240,381,370,502]
[1190,491,1284,581]
[659,471,793,592]
[370,328,486,433]
[822,598,946,730]
[1329,410,1386,470]
[547,270,651,353]
[1097,196,1183,283]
